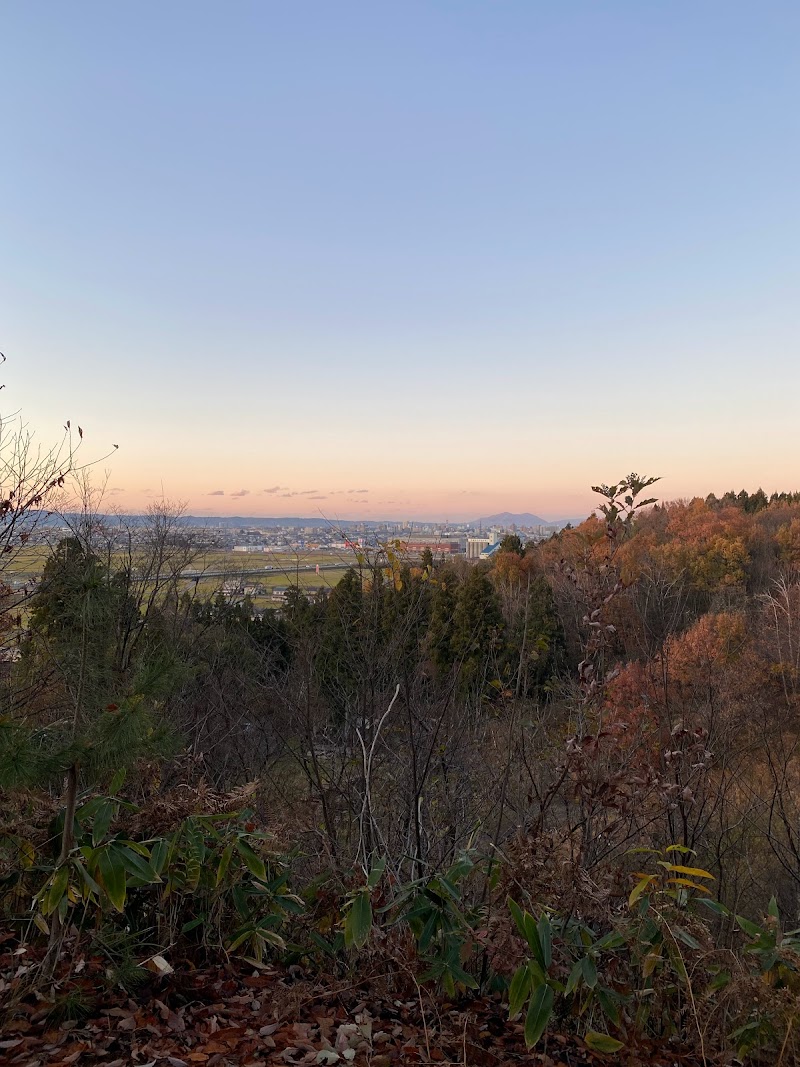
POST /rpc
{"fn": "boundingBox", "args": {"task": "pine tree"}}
[450,566,504,693]
[3,536,178,972]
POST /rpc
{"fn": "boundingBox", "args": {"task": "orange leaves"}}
[666,612,748,685]
[776,518,800,566]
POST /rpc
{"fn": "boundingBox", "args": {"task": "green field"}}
[5,546,50,577]
[4,545,355,601]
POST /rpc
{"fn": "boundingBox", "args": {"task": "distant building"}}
[398,536,463,557]
[0,646,21,680]
[466,530,501,559]
[223,581,266,599]
[528,524,561,541]
[467,537,492,559]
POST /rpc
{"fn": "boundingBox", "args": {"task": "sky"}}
[2,2,799,522]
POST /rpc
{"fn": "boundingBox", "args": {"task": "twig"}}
[355,683,400,872]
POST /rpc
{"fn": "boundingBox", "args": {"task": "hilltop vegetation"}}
[4,442,800,1062]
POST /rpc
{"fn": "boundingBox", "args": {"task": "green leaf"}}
[594,930,625,951]
[41,865,70,916]
[523,983,553,1048]
[255,928,286,950]
[367,857,386,889]
[585,1031,625,1053]
[216,842,234,887]
[109,767,127,795]
[527,958,548,987]
[508,964,531,1018]
[629,874,655,908]
[523,913,546,969]
[768,896,780,920]
[149,838,169,874]
[277,892,305,915]
[72,857,101,896]
[429,949,478,990]
[98,846,127,912]
[565,960,583,996]
[665,940,688,981]
[228,927,255,952]
[508,897,527,940]
[699,897,730,918]
[236,838,267,882]
[581,954,598,989]
[119,838,150,857]
[736,914,764,939]
[345,890,372,950]
[437,875,462,902]
[673,925,701,950]
[597,986,621,1026]
[92,800,114,847]
[446,853,474,883]
[309,931,337,957]
[181,916,206,933]
[417,908,439,953]
[706,969,731,993]
[76,796,104,823]
[757,948,780,972]
[115,844,160,884]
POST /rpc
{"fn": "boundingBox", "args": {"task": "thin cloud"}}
[348,488,369,494]
[262,486,284,494]
[208,490,225,496]
[230,489,250,498]
[309,494,327,500]
[109,487,125,495]
[299,489,318,495]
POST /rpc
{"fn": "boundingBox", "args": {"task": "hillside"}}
[471,510,551,526]
[7,477,800,1063]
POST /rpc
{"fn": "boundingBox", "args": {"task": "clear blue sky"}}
[2,2,799,519]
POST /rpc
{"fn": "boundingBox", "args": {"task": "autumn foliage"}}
[5,468,800,1063]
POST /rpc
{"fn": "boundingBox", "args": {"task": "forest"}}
[4,427,800,1064]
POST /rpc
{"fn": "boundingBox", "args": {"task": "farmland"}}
[5,544,355,604]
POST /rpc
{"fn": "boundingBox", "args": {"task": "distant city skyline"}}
[3,3,799,520]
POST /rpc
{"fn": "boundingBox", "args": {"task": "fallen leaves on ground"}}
[0,940,721,1066]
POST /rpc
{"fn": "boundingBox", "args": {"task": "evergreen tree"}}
[450,566,504,693]
[428,566,459,673]
[503,573,564,699]
[499,533,524,557]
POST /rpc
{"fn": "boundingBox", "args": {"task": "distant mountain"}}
[470,511,552,527]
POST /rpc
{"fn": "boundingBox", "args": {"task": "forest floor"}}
[1,937,721,1067]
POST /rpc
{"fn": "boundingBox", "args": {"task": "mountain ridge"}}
[470,511,551,527]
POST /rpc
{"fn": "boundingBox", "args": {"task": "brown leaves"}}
[0,944,715,1067]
